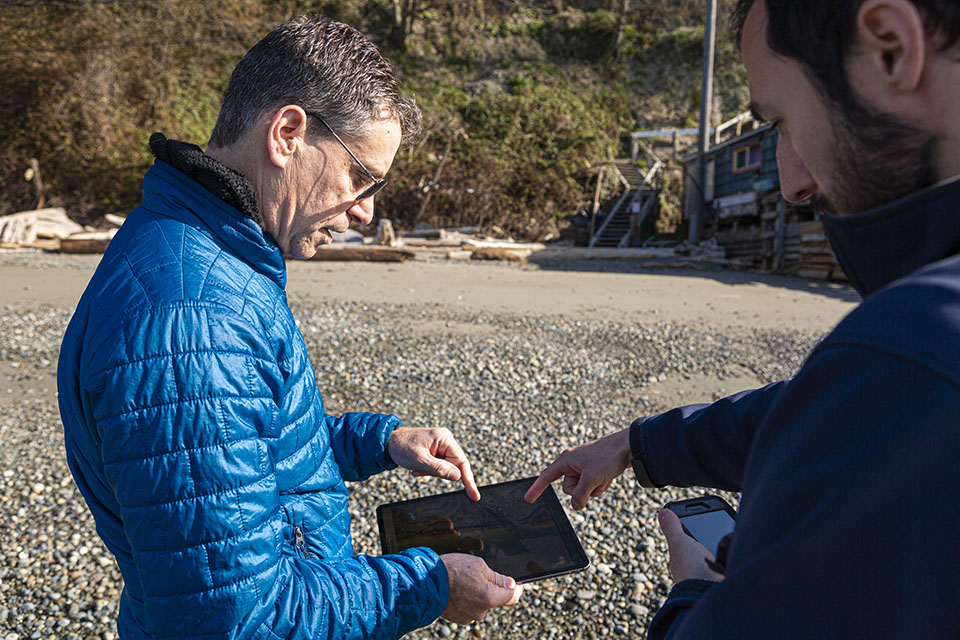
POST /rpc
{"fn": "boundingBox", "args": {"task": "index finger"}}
[523,464,563,503]
[440,435,480,501]
[459,457,480,501]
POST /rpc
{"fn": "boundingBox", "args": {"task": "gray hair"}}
[208,14,421,149]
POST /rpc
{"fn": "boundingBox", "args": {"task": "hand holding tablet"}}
[377,477,589,583]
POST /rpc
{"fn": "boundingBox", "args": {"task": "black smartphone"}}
[663,495,737,557]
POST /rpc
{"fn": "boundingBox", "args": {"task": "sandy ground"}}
[0,252,859,411]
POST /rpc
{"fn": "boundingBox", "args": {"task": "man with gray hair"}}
[57,14,521,639]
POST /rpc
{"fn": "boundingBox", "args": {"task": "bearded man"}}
[527,0,960,637]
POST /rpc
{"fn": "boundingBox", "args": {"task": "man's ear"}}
[855,0,927,93]
[266,105,309,169]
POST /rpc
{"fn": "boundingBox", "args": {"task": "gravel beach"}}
[0,250,858,639]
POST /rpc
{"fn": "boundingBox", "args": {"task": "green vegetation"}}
[0,0,747,238]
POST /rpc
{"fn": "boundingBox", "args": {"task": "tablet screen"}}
[377,477,589,583]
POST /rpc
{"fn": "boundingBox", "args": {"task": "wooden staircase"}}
[589,158,662,248]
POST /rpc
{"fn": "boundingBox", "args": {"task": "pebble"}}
[0,252,822,639]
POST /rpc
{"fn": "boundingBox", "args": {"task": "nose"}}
[776,134,816,203]
[347,197,374,226]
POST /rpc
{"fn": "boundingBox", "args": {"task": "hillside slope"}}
[0,0,747,239]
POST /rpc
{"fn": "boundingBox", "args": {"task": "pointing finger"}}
[439,436,480,501]
[459,457,480,501]
[524,464,562,503]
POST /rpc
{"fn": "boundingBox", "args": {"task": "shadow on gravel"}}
[527,258,862,304]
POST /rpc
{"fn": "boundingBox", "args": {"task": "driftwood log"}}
[399,236,468,248]
[0,208,83,244]
[463,239,548,252]
[308,245,415,262]
[531,248,659,261]
[59,230,118,254]
[470,247,528,263]
[0,240,60,251]
[401,227,478,239]
[104,213,128,227]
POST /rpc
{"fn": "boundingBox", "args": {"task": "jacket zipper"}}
[293,525,309,559]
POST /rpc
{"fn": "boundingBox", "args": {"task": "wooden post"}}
[774,197,787,272]
[589,165,605,241]
[690,0,717,245]
[26,158,45,210]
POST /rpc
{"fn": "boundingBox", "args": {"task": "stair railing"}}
[621,190,658,248]
[588,188,633,248]
[611,156,663,247]
[588,140,664,248]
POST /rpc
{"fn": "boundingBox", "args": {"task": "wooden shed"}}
[682,124,845,281]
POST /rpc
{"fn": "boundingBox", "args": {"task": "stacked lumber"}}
[711,210,847,282]
[713,227,772,266]
[793,220,847,282]
[779,221,804,268]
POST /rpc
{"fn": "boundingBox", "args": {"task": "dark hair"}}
[208,14,421,149]
[733,0,960,110]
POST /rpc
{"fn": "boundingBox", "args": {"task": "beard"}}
[812,101,939,216]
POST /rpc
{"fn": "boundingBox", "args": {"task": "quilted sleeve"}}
[325,411,401,482]
[90,303,447,639]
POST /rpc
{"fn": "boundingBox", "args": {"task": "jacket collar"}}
[142,159,287,290]
[821,177,960,297]
[148,133,262,225]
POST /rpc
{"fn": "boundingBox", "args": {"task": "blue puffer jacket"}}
[57,160,448,639]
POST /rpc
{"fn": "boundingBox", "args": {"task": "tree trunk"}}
[390,0,419,49]
[613,0,630,61]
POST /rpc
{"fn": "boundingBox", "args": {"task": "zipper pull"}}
[293,525,308,558]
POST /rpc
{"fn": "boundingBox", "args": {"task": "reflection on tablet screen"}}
[378,478,587,582]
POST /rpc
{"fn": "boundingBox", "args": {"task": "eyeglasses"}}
[305,111,387,201]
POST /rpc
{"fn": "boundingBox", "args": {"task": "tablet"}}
[377,477,589,583]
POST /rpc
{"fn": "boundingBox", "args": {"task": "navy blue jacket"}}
[636,178,960,639]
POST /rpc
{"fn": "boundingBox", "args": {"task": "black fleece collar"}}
[821,177,960,298]
[149,132,261,225]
